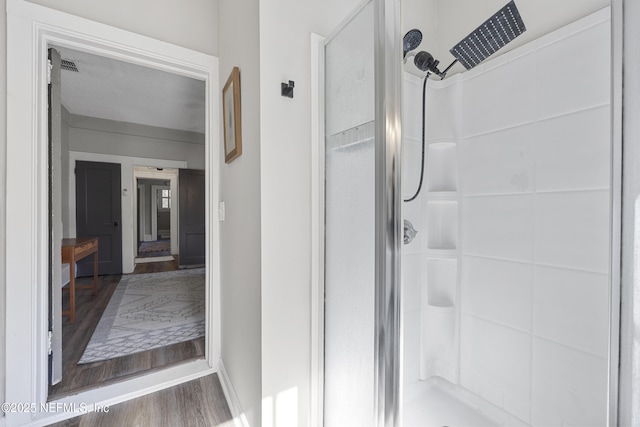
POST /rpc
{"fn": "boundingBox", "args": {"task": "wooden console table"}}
[61,237,98,324]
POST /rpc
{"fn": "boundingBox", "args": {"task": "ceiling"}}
[54,46,206,135]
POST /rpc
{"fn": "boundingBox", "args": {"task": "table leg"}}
[69,258,76,324]
[92,251,98,295]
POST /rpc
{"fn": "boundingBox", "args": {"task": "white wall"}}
[258,0,363,425]
[402,70,462,386]
[0,0,6,416]
[452,11,610,426]
[66,114,205,170]
[26,0,219,56]
[218,0,263,425]
[401,0,438,77]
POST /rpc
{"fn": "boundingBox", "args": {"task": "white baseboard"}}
[218,359,250,427]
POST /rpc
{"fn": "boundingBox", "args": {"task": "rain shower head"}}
[449,0,526,71]
[403,29,423,59]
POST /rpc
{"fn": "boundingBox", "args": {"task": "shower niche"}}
[421,139,460,384]
[420,258,458,381]
[426,142,458,193]
[426,200,458,251]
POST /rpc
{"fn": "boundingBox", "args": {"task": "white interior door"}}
[48,47,63,385]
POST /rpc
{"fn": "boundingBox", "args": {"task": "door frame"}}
[150,185,171,242]
[133,167,181,258]
[5,1,221,425]
[70,153,186,273]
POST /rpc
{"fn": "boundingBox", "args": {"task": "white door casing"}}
[5,1,221,425]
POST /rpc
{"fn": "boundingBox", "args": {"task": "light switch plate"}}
[218,201,226,221]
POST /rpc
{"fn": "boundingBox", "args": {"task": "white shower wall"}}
[403,7,612,427]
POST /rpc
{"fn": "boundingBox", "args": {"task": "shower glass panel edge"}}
[322,0,402,424]
[373,0,403,426]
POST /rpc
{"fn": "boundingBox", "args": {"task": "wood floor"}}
[49,257,205,400]
[49,374,233,427]
[133,256,180,274]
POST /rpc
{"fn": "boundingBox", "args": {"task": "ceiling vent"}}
[61,59,79,73]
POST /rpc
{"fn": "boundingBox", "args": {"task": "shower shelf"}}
[425,303,455,312]
[423,192,459,200]
[426,201,458,251]
[426,248,460,256]
[426,142,458,193]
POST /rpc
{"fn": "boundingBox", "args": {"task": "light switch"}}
[218,201,226,221]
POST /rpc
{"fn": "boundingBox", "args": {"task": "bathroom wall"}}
[218,0,262,424]
[459,10,611,426]
[405,8,612,427]
[402,72,462,386]
[258,0,362,424]
[413,0,609,78]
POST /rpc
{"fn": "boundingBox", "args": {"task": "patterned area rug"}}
[78,268,205,364]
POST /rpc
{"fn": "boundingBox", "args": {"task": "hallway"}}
[49,258,204,400]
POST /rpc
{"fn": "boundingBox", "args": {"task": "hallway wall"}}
[26,0,219,56]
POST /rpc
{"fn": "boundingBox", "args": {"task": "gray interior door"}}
[75,160,123,275]
[179,169,205,266]
[48,47,63,386]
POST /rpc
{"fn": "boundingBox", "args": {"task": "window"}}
[159,189,171,210]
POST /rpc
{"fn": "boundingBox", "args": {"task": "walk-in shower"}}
[323,0,617,426]
[401,3,614,426]
[403,0,526,202]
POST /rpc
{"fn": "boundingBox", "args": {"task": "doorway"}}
[2,5,221,417]
[47,45,210,400]
[138,180,172,258]
[134,166,180,264]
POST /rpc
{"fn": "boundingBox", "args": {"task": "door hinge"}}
[47,330,53,355]
[47,59,53,85]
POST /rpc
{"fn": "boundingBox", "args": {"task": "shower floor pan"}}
[403,377,529,427]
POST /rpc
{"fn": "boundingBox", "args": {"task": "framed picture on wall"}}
[223,66,242,163]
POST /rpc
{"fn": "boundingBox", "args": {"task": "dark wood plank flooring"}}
[49,257,205,400]
[50,374,233,427]
[133,256,180,274]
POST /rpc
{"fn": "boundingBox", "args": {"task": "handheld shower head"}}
[414,51,446,78]
[403,29,423,59]
[414,51,435,72]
